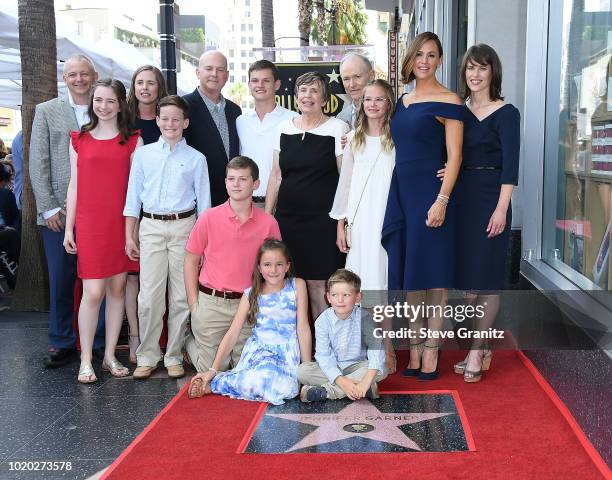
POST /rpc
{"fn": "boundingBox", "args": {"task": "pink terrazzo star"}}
[267,399,453,452]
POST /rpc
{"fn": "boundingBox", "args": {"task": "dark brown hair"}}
[248,59,279,81]
[400,31,443,84]
[127,65,168,121]
[459,43,504,101]
[226,155,259,181]
[247,239,294,325]
[157,95,189,118]
[326,268,361,292]
[80,78,137,145]
[294,71,330,103]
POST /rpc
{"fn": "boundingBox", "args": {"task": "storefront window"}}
[543,0,612,292]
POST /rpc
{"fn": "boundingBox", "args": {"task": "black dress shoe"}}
[92,348,105,361]
[44,348,78,368]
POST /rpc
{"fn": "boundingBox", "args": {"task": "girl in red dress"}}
[64,78,142,383]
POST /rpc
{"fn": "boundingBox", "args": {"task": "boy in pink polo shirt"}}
[184,156,281,373]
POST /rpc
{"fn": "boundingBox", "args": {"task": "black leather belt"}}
[252,196,266,203]
[462,166,501,170]
[198,284,243,300]
[142,208,196,221]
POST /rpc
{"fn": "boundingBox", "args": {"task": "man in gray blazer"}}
[29,54,105,368]
[337,53,375,129]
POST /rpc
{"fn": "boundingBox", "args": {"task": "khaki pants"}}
[135,215,195,367]
[184,291,252,373]
[297,360,387,400]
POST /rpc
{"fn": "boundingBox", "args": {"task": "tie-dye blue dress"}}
[210,278,300,405]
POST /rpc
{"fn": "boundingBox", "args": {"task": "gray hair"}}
[63,54,96,74]
[339,53,373,72]
[294,71,330,103]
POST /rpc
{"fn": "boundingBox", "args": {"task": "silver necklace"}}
[299,113,324,140]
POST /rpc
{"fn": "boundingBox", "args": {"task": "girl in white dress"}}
[330,80,396,292]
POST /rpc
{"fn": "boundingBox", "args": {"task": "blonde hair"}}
[326,269,361,293]
[352,79,395,154]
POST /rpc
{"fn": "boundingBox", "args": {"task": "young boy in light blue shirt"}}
[123,95,211,380]
[297,269,387,402]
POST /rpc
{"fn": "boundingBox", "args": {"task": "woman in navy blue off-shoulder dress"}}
[382,32,464,380]
[451,44,520,383]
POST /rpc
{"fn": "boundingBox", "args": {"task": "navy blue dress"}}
[382,100,464,291]
[454,104,520,290]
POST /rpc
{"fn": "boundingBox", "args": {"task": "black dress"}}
[454,103,520,290]
[133,117,161,145]
[274,117,349,279]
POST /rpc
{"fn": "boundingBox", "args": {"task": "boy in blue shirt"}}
[298,269,387,402]
[124,95,211,380]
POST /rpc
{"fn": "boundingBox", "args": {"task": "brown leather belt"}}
[198,284,243,300]
[142,208,196,221]
[252,196,266,203]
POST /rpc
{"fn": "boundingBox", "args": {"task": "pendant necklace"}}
[300,113,324,140]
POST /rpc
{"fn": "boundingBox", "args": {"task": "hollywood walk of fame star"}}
[267,400,453,452]
[327,69,340,84]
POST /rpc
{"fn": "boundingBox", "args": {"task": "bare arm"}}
[184,251,201,310]
[426,118,463,228]
[487,184,514,238]
[63,145,78,253]
[210,294,250,371]
[295,278,312,362]
[264,150,281,214]
[125,216,139,260]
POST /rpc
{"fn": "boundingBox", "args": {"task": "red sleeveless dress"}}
[70,130,140,279]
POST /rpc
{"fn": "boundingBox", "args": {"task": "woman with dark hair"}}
[125,66,168,363]
[64,78,143,383]
[451,44,520,382]
[0,163,19,289]
[266,71,349,320]
[127,65,168,144]
[382,31,464,380]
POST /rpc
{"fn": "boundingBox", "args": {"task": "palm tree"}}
[13,0,56,310]
[311,0,368,45]
[227,82,248,108]
[260,0,275,61]
[298,0,313,46]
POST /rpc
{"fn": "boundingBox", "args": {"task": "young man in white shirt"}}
[236,60,298,208]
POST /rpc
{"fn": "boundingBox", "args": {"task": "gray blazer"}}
[336,101,354,129]
[29,96,78,226]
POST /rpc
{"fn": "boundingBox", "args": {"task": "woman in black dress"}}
[452,44,520,382]
[266,72,349,319]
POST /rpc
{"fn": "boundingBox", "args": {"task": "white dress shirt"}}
[236,105,298,197]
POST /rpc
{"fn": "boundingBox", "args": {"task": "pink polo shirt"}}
[186,200,281,292]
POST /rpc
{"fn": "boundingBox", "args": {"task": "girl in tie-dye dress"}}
[188,239,312,405]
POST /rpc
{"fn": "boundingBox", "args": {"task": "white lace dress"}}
[330,133,395,292]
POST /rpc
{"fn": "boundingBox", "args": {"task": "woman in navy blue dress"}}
[382,32,464,380]
[452,44,520,383]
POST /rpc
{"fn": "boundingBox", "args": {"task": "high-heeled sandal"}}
[418,342,441,381]
[463,349,492,383]
[102,358,129,377]
[77,364,97,384]
[455,349,492,374]
[402,339,425,377]
[128,333,140,365]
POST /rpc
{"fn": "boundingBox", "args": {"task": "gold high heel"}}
[463,349,492,383]
[454,349,492,374]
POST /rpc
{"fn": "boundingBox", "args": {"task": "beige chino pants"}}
[135,216,195,367]
[297,361,387,400]
[184,291,253,373]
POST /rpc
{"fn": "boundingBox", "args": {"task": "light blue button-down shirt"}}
[314,306,385,383]
[123,137,211,218]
